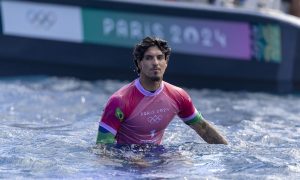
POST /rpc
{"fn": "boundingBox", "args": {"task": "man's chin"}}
[150,76,162,82]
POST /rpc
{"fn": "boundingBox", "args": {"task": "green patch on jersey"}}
[115,108,124,122]
[185,113,203,125]
[96,131,115,144]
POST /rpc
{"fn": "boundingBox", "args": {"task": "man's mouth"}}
[152,68,160,71]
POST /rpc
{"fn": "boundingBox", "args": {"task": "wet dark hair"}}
[133,36,171,74]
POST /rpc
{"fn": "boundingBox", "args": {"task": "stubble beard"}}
[150,76,162,82]
[140,70,164,82]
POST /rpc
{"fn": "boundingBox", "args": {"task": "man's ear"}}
[137,60,142,70]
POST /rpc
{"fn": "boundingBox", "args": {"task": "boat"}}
[1,0,300,93]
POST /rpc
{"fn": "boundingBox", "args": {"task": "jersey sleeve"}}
[99,95,125,136]
[177,89,204,125]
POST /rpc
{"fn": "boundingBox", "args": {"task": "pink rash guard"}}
[99,78,201,144]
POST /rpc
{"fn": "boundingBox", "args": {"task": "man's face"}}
[138,46,168,82]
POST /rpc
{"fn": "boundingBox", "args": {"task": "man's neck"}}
[139,76,162,92]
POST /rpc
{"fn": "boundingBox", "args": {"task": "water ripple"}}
[0,76,300,179]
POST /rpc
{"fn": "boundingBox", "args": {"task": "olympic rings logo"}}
[147,115,162,124]
[26,9,57,30]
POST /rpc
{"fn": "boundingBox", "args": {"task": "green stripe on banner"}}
[82,8,158,47]
[81,7,280,62]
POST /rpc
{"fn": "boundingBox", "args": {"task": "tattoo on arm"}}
[190,119,228,145]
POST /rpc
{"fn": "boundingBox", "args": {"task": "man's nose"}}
[152,57,159,64]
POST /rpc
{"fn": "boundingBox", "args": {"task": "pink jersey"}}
[99,78,200,144]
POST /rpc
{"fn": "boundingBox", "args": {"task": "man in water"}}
[96,36,228,145]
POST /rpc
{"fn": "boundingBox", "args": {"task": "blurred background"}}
[0,0,300,93]
[162,0,299,17]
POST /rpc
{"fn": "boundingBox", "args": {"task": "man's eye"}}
[145,56,153,60]
[157,55,165,60]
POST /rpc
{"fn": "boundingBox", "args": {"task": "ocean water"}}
[0,76,299,179]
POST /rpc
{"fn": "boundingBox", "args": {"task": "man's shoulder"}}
[163,81,189,98]
[110,80,137,99]
[164,81,186,93]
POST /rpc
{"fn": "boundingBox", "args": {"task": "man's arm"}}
[177,88,227,145]
[96,96,124,144]
[189,119,228,145]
